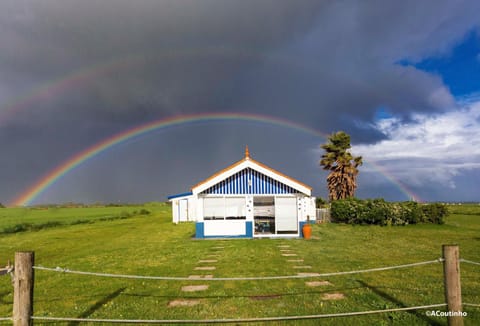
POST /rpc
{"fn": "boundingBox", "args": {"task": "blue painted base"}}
[195,222,205,238]
[299,221,306,238]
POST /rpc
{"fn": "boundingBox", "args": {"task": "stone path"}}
[194,266,216,271]
[168,244,226,307]
[181,285,209,292]
[276,242,343,301]
[168,241,343,308]
[305,280,332,287]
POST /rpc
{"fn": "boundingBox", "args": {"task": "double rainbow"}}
[10,113,420,206]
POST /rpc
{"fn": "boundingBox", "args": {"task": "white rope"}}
[464,303,480,308]
[30,303,447,324]
[33,258,443,281]
[0,266,13,277]
[460,259,480,266]
[0,317,12,321]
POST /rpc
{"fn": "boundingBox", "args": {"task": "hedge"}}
[330,198,447,225]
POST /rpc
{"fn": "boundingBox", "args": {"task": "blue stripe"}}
[201,168,300,195]
[167,191,193,200]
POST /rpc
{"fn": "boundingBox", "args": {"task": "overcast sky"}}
[1,0,479,205]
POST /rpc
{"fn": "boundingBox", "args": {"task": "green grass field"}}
[0,203,479,325]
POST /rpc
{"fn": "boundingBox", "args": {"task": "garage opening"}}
[254,196,275,234]
[254,196,298,235]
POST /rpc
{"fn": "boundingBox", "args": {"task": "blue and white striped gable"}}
[192,155,312,196]
[201,168,299,195]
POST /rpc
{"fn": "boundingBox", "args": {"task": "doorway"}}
[253,196,275,234]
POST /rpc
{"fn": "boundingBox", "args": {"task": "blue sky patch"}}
[399,30,480,97]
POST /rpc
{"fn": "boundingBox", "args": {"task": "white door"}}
[275,197,297,232]
[179,199,188,221]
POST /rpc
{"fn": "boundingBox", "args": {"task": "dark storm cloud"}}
[1,0,480,204]
[0,0,321,112]
[2,0,476,126]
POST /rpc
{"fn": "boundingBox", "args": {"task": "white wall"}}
[170,195,196,223]
[204,220,246,236]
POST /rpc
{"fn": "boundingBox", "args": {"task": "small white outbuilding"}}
[168,147,315,238]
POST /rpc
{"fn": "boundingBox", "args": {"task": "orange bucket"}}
[302,223,312,239]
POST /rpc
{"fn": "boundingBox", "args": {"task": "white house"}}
[168,147,316,238]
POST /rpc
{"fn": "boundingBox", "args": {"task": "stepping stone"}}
[293,265,312,269]
[280,249,293,252]
[206,254,220,258]
[277,245,290,248]
[305,281,332,287]
[287,259,304,262]
[211,246,224,250]
[194,266,216,271]
[282,253,297,257]
[297,272,320,277]
[198,259,218,263]
[181,285,209,292]
[188,275,214,279]
[168,299,201,307]
[322,292,345,300]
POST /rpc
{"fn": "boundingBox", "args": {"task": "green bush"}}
[421,203,448,224]
[331,198,447,225]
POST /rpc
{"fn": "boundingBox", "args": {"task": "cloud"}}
[353,99,480,193]
[1,0,478,128]
[1,1,480,204]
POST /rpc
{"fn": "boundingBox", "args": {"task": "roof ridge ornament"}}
[245,145,250,159]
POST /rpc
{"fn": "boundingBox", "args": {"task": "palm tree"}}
[320,131,362,200]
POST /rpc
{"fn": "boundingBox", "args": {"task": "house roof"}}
[167,191,193,200]
[191,147,312,196]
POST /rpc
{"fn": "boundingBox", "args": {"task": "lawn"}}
[0,204,168,234]
[0,203,479,325]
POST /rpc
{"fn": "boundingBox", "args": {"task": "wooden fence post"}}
[13,251,34,326]
[442,245,463,326]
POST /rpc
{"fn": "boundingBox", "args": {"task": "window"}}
[225,197,246,219]
[204,197,246,220]
[203,197,224,220]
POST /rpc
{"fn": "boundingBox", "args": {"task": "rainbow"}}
[10,112,420,206]
[0,47,310,126]
[0,56,142,126]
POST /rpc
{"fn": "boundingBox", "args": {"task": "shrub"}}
[421,203,448,224]
[331,198,447,225]
[331,198,361,224]
[2,223,32,234]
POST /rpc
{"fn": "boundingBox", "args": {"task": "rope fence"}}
[32,258,445,281]
[461,258,480,266]
[29,304,449,324]
[1,246,479,325]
